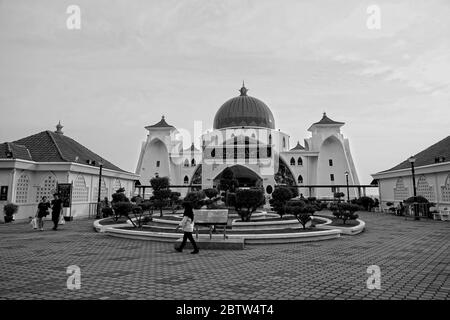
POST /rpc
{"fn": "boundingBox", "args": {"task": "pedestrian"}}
[51,193,63,231]
[175,202,199,254]
[36,196,50,231]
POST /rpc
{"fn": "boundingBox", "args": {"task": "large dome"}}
[213,84,275,130]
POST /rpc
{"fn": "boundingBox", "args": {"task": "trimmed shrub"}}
[235,189,265,222]
[204,188,219,200]
[287,203,316,229]
[270,187,293,219]
[331,202,361,224]
[184,191,206,209]
[353,196,375,211]
[3,203,18,223]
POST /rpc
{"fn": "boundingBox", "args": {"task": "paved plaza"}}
[0,212,449,300]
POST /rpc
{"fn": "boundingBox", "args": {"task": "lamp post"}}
[96,160,104,219]
[345,171,350,202]
[408,156,419,220]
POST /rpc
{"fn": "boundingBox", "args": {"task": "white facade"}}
[372,162,450,210]
[136,87,360,199]
[0,159,137,222]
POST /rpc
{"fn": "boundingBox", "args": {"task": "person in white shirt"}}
[175,202,199,254]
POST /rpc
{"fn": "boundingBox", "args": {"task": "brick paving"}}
[0,212,448,300]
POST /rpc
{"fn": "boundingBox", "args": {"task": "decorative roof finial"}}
[162,115,165,120]
[55,121,64,134]
[239,81,248,96]
[323,112,327,117]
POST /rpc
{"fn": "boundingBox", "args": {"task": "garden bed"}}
[117,226,317,234]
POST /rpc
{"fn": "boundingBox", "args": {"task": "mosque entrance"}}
[213,165,263,188]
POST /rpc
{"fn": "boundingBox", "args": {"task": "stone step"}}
[174,237,245,250]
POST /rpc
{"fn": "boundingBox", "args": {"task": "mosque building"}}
[136,83,360,198]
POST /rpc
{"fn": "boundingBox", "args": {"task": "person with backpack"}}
[175,202,199,254]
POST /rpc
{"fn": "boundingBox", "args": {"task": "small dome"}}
[213,83,275,130]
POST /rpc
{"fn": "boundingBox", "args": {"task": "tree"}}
[150,177,172,217]
[204,188,219,200]
[353,196,375,211]
[218,168,238,206]
[110,189,138,227]
[334,192,345,203]
[287,202,316,229]
[331,202,361,224]
[235,189,265,222]
[269,187,293,219]
[183,191,206,209]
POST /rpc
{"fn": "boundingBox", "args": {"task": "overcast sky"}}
[1,0,449,185]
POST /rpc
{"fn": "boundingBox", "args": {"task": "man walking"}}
[51,193,63,231]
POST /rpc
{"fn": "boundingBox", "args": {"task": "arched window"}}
[298,175,304,184]
[36,174,57,202]
[283,137,286,148]
[267,146,272,158]
[113,179,122,193]
[191,158,196,167]
[290,157,295,166]
[442,174,450,202]
[417,176,435,201]
[297,157,303,166]
[16,174,30,204]
[211,148,216,158]
[394,177,409,200]
[73,175,89,202]
[184,176,189,185]
[93,178,108,200]
[184,159,189,167]
[269,134,272,145]
[251,133,256,139]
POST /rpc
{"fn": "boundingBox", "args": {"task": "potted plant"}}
[3,203,18,223]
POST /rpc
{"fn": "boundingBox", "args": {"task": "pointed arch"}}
[441,174,450,202]
[35,173,58,202]
[297,157,303,166]
[290,157,295,166]
[16,173,30,204]
[184,159,189,167]
[297,175,304,184]
[417,175,434,201]
[93,178,108,200]
[394,177,409,200]
[191,158,196,167]
[184,175,189,185]
[73,175,89,202]
[113,179,122,193]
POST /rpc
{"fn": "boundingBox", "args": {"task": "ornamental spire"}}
[239,81,248,96]
[55,121,64,134]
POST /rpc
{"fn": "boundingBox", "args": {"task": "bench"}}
[194,209,229,240]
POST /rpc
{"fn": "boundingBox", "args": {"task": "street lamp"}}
[408,156,419,220]
[96,160,104,219]
[345,171,350,202]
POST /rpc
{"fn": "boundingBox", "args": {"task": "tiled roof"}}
[1,130,126,172]
[146,116,174,129]
[0,142,33,161]
[312,113,344,126]
[290,141,305,151]
[381,135,450,172]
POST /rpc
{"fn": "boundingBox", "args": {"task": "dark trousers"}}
[52,213,59,229]
[179,232,199,251]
